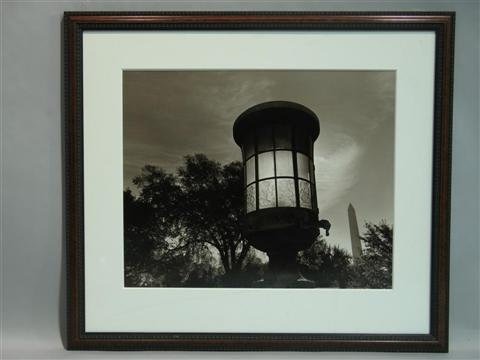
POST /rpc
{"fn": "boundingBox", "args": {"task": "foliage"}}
[176,155,250,276]
[349,221,393,288]
[124,154,253,287]
[297,237,352,288]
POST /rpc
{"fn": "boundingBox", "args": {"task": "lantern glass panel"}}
[309,160,316,186]
[243,134,255,159]
[275,150,294,177]
[246,184,256,213]
[274,123,291,149]
[257,125,274,152]
[258,151,275,179]
[297,152,310,180]
[298,179,312,209]
[277,178,296,207]
[245,157,256,185]
[310,160,317,206]
[258,179,276,209]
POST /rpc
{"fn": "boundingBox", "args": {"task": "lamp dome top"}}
[233,101,320,146]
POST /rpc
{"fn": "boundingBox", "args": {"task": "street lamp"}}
[233,101,330,287]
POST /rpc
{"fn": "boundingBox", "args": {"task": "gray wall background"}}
[1,1,478,359]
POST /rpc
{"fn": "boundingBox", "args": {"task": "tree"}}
[176,155,250,279]
[297,237,352,288]
[123,168,191,287]
[349,221,393,288]
[124,154,254,287]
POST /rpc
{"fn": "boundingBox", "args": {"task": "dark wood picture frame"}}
[64,12,454,352]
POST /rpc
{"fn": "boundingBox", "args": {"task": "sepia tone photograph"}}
[123,70,395,289]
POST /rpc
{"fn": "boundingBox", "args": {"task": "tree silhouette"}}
[176,155,250,278]
[124,167,191,287]
[349,221,393,288]
[124,154,252,287]
[297,237,352,288]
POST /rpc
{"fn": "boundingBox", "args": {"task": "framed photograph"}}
[64,12,454,351]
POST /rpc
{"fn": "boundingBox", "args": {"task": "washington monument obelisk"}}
[348,203,362,264]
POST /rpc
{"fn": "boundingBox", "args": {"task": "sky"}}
[123,70,395,253]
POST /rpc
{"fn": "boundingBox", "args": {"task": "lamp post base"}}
[253,250,316,288]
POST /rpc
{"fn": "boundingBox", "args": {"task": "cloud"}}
[314,134,363,213]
